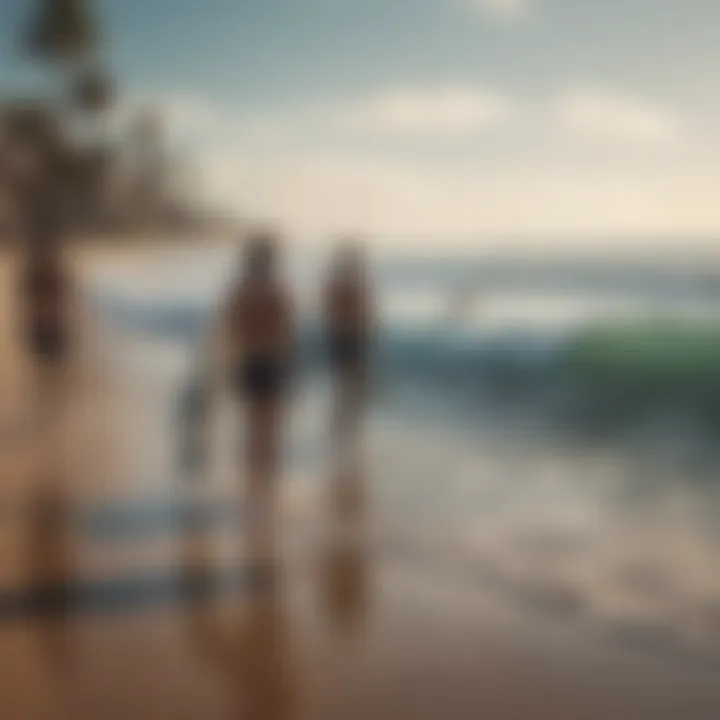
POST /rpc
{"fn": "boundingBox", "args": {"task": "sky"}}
[2,0,720,247]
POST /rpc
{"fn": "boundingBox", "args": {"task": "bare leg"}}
[334,367,366,444]
[245,399,282,560]
[247,399,281,486]
[34,354,70,429]
[38,363,61,406]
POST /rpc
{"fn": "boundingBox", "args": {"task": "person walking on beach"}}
[20,229,75,413]
[224,232,294,521]
[324,240,374,442]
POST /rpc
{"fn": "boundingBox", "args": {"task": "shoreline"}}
[2,239,720,718]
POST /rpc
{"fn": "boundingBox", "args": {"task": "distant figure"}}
[448,282,480,323]
[224,233,294,518]
[324,241,374,441]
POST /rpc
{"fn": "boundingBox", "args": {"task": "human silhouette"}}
[222,232,294,533]
[324,241,374,443]
[20,231,75,417]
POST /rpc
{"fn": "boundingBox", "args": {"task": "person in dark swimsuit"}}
[23,245,69,364]
[224,232,294,521]
[324,240,374,440]
[21,237,75,413]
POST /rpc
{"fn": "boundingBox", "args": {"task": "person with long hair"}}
[224,231,294,530]
[324,240,374,443]
[20,226,75,415]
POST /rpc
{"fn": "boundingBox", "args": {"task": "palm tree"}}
[22,0,116,238]
[71,68,114,115]
[25,0,116,123]
[25,0,98,66]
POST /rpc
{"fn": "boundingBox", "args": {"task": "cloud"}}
[333,87,515,136]
[109,92,224,143]
[112,87,716,242]
[203,143,720,240]
[466,0,533,20]
[556,88,682,146]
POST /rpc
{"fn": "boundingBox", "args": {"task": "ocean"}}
[82,242,720,668]
[86,242,720,428]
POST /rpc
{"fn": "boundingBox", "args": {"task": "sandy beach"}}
[0,241,719,720]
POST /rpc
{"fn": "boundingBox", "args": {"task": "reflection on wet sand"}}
[27,482,76,668]
[6,244,720,718]
[317,457,371,640]
[184,508,298,720]
[238,568,296,720]
[24,430,77,720]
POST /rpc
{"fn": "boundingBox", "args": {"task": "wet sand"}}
[1,246,720,719]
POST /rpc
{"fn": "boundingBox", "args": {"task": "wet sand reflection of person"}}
[183,513,298,720]
[223,233,294,535]
[324,241,374,444]
[26,438,77,674]
[317,458,371,640]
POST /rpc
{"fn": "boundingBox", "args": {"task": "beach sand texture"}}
[0,244,719,720]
